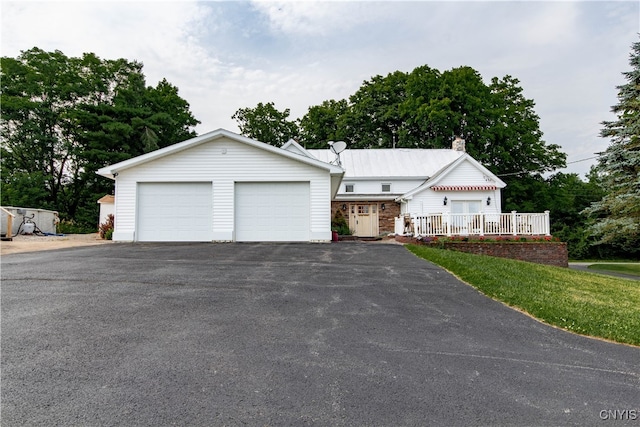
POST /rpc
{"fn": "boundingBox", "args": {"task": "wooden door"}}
[350,204,379,237]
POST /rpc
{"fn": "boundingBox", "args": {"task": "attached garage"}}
[97,129,344,242]
[235,182,310,242]
[137,182,212,242]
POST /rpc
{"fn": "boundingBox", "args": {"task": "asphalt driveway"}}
[2,243,639,426]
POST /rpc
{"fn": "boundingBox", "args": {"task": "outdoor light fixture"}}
[487,197,491,206]
[381,203,386,211]
[443,197,448,206]
[341,204,347,211]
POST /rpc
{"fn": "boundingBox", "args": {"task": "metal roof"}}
[306,149,465,178]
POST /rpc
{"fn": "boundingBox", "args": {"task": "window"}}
[381,183,391,192]
[345,184,354,193]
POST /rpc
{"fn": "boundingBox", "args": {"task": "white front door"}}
[451,200,481,235]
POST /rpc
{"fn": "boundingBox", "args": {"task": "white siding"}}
[112,137,331,242]
[405,159,502,215]
[406,190,500,215]
[438,159,498,187]
[336,179,425,197]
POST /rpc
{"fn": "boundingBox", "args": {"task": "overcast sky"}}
[2,1,638,177]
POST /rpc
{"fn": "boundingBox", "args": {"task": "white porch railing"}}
[395,211,551,237]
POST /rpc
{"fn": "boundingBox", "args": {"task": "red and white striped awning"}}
[431,185,497,191]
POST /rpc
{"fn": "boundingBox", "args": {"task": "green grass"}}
[406,245,640,346]
[588,263,640,276]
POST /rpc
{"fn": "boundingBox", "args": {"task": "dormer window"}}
[381,183,391,192]
[345,184,354,193]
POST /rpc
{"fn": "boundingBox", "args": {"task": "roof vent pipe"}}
[452,136,466,152]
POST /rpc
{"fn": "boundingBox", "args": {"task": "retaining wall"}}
[396,236,568,267]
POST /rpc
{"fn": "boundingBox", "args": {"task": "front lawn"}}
[588,263,640,277]
[407,245,640,346]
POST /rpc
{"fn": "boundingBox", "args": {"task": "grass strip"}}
[406,244,640,346]
[587,263,640,276]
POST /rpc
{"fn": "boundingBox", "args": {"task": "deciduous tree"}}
[1,48,199,228]
[293,64,566,179]
[232,102,298,146]
[297,99,349,148]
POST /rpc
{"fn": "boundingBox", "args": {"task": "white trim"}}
[281,139,317,159]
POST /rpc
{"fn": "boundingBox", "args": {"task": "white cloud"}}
[249,0,391,37]
[1,1,219,84]
[518,2,581,47]
[1,1,638,177]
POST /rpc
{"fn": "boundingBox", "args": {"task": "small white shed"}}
[96,129,344,242]
[97,194,114,228]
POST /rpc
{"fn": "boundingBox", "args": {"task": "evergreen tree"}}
[584,37,640,256]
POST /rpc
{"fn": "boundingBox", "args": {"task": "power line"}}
[566,156,600,165]
[496,155,602,177]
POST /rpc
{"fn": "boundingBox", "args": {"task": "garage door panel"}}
[137,182,212,242]
[236,182,309,242]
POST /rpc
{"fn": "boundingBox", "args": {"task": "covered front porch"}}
[395,211,551,237]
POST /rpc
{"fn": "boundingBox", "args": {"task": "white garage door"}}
[235,182,310,242]
[137,182,212,242]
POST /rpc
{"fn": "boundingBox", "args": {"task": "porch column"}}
[544,210,551,236]
[394,216,404,235]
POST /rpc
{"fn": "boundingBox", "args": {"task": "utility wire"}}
[566,156,600,164]
[497,155,602,177]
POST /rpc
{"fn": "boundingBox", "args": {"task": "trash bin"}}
[332,231,339,242]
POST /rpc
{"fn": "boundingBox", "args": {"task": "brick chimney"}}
[452,136,466,152]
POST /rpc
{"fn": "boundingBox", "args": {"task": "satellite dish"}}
[329,140,347,154]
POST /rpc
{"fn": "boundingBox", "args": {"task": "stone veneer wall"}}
[395,236,568,267]
[330,201,400,235]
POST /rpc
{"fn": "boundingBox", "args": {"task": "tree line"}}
[1,48,199,230]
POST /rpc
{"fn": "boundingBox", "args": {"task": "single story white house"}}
[306,137,508,237]
[96,129,344,242]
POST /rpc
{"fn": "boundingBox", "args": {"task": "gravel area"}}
[0,233,112,256]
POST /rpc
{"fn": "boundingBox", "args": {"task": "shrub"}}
[98,214,114,240]
[332,209,351,235]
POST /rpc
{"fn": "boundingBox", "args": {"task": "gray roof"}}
[306,149,465,178]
